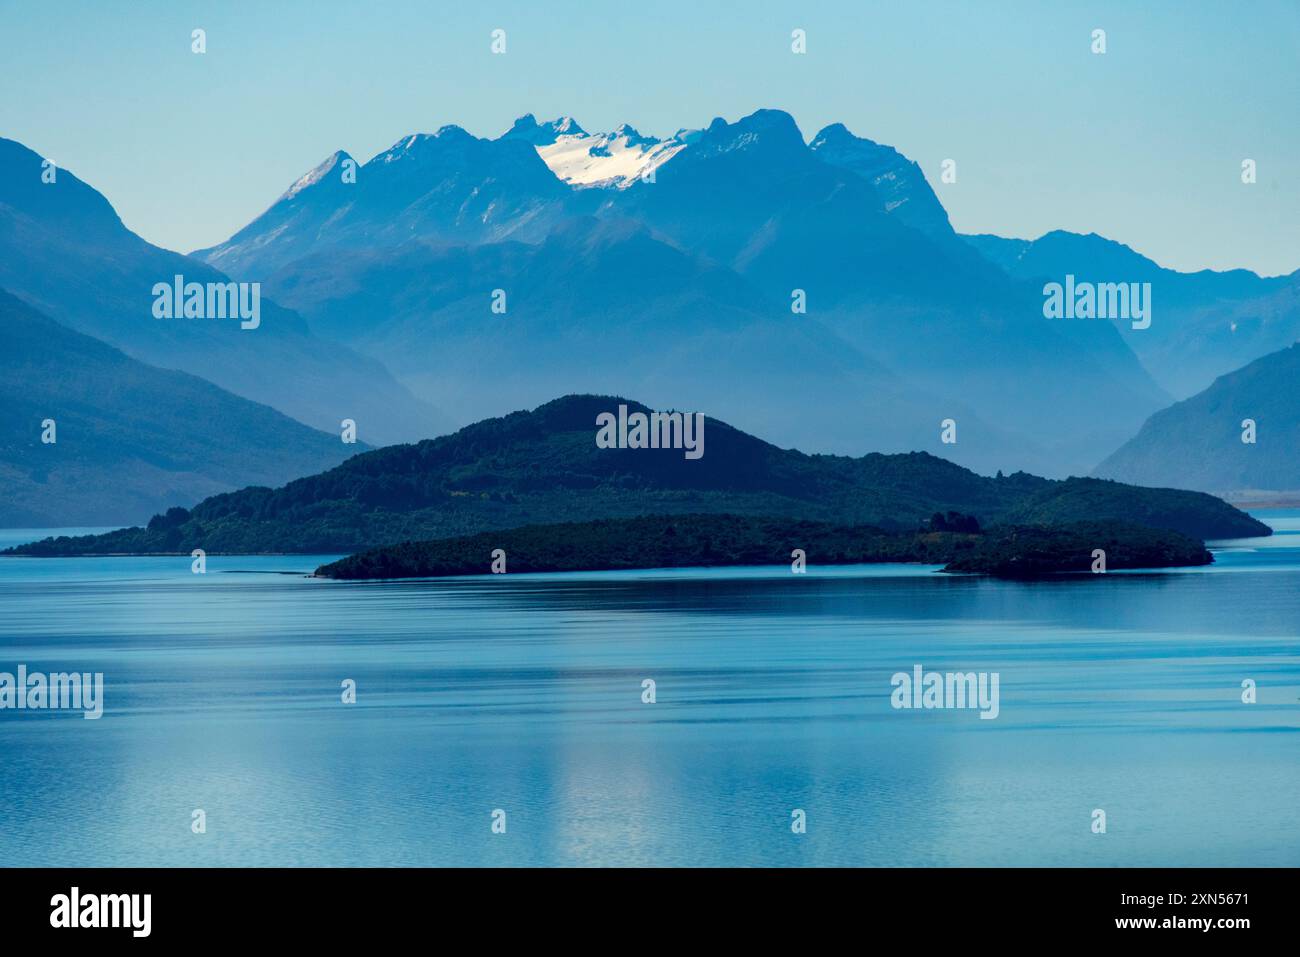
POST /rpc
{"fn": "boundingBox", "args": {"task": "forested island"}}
[4,396,1267,558]
[315,513,1212,581]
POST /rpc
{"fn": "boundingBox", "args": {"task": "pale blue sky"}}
[1,0,1296,274]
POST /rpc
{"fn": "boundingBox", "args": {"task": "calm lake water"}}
[1,513,1297,867]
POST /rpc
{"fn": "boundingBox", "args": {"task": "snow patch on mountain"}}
[281,150,353,201]
[540,131,687,188]
[496,115,717,187]
[500,115,696,188]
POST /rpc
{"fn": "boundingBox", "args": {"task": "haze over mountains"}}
[965,230,1300,399]
[0,136,446,447]
[1095,342,1300,495]
[196,108,1194,477]
[0,291,360,526]
[2,107,1295,529]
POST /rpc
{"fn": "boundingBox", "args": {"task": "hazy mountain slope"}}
[964,229,1300,397]
[190,109,1177,473]
[0,136,445,445]
[809,122,954,243]
[205,109,1172,475]
[0,290,362,526]
[610,111,1166,469]
[263,215,1032,473]
[1094,343,1300,494]
[7,394,1265,556]
[195,125,572,277]
[586,113,1167,472]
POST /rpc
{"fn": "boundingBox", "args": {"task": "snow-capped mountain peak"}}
[552,115,583,136]
[501,114,588,147]
[280,149,354,201]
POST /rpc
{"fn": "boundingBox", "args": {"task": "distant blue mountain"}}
[267,213,1023,468]
[499,113,587,146]
[809,123,953,244]
[196,125,571,277]
[964,230,1300,398]
[0,136,448,447]
[196,108,1178,477]
[1095,342,1300,495]
[0,290,361,526]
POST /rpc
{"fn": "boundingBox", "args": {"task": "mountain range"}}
[194,109,1189,477]
[0,136,446,447]
[965,230,1299,399]
[2,108,1296,525]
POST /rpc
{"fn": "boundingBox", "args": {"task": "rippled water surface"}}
[0,514,1297,866]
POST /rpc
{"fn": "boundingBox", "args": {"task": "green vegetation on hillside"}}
[942,522,1212,577]
[315,513,1212,581]
[5,395,1268,556]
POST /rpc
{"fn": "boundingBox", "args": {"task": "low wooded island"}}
[314,513,1213,581]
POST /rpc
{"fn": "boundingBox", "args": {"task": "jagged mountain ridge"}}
[0,136,448,447]
[964,229,1300,398]
[195,109,1176,477]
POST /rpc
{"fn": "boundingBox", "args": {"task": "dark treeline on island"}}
[941,521,1212,577]
[4,395,1268,558]
[314,513,1212,581]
